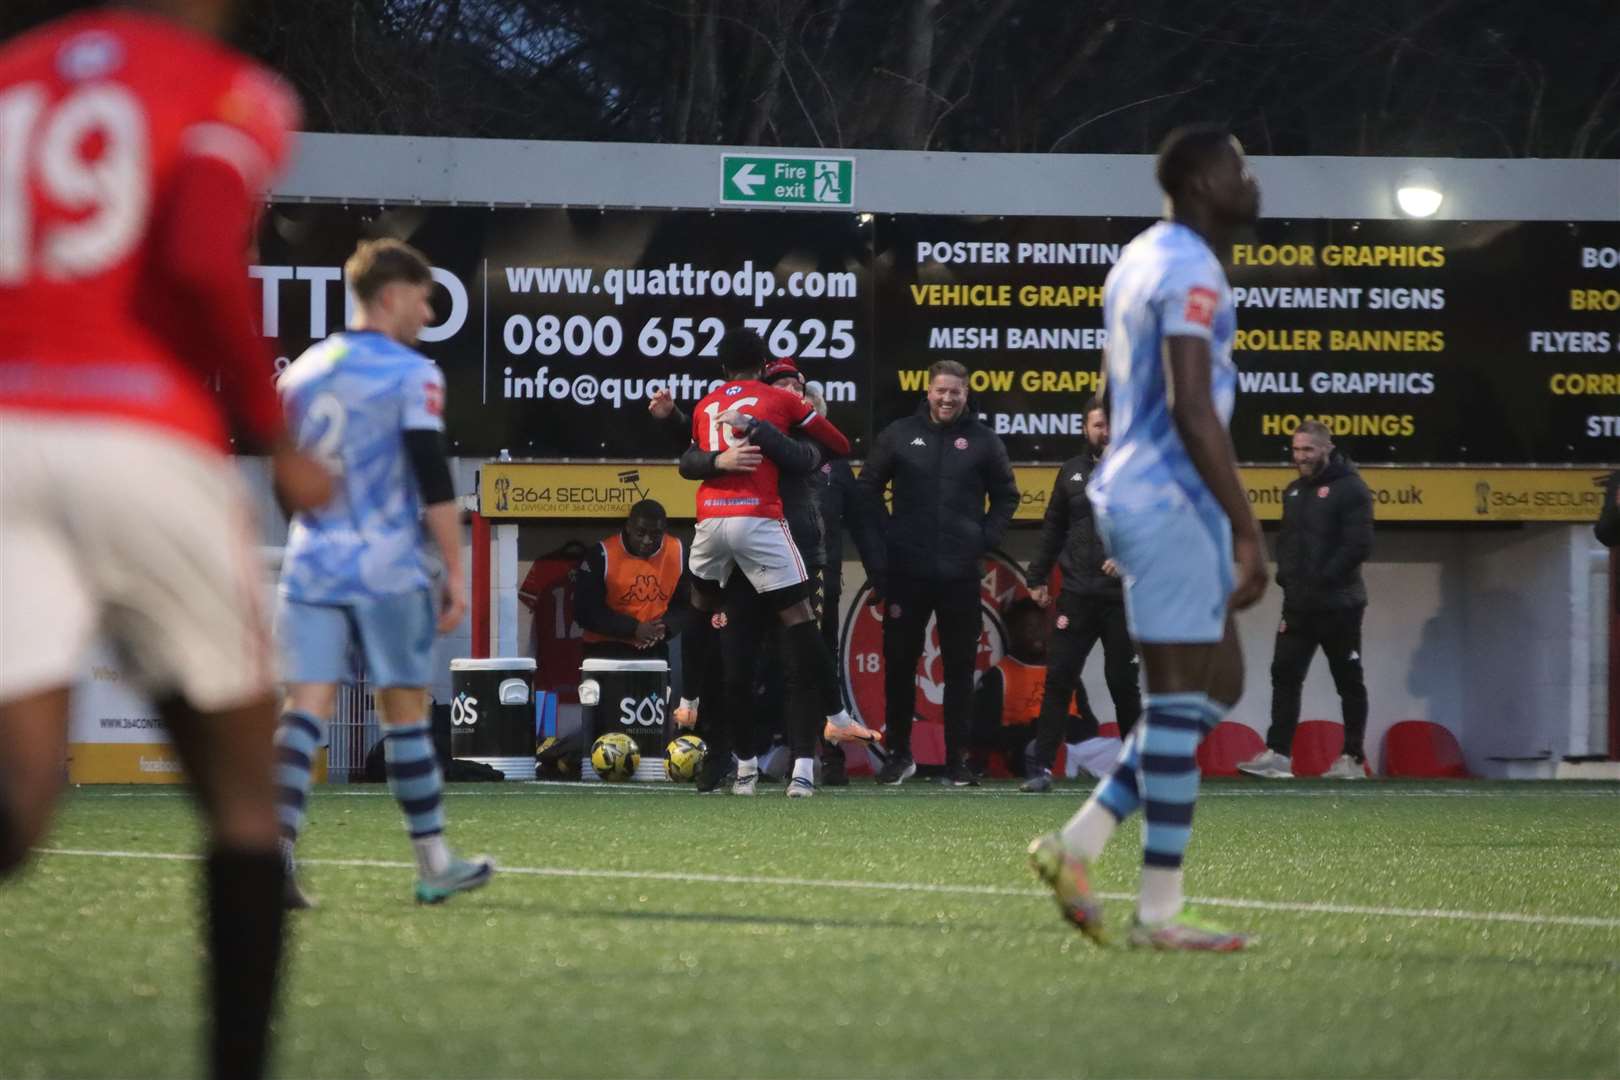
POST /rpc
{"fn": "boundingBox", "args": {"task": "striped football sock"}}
[273,710,325,854]
[1136,692,1224,922]
[1061,725,1143,861]
[382,722,450,876]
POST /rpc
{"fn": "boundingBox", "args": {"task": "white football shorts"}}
[688,515,809,596]
[0,413,273,709]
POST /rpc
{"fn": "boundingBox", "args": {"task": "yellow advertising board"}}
[64,743,329,786]
[1239,467,1611,524]
[69,652,329,784]
[480,460,1613,524]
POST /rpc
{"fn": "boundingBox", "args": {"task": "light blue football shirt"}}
[278,330,446,603]
[1088,221,1238,517]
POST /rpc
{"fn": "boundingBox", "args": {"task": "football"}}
[590,732,640,781]
[664,734,707,782]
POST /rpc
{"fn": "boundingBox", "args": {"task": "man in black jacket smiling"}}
[1238,420,1374,780]
[1021,398,1141,792]
[859,360,1020,785]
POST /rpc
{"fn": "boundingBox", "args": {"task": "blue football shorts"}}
[275,588,437,688]
[1095,501,1233,644]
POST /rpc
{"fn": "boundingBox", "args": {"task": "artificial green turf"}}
[3,780,1617,1079]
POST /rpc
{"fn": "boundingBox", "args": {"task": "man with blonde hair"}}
[274,239,494,907]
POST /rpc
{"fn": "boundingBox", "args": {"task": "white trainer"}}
[1236,748,1294,779]
[1320,753,1367,780]
[732,770,759,796]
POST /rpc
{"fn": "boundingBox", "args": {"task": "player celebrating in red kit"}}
[677,329,879,792]
[0,4,329,1078]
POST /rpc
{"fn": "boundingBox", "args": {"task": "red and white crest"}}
[1183,286,1218,327]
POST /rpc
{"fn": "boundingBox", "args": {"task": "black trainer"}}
[283,873,316,911]
[820,753,849,787]
[696,753,730,794]
[941,760,979,787]
[1019,768,1054,793]
[875,753,916,785]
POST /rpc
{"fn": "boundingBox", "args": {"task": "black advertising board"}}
[871,215,1142,460]
[256,204,874,456]
[875,216,1620,464]
[254,205,1618,465]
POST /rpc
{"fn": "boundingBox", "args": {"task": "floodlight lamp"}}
[1395,170,1443,218]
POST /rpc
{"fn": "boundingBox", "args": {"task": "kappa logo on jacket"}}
[619,574,669,605]
[1071,473,1083,482]
[910,437,926,446]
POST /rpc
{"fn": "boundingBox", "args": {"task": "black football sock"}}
[679,615,714,707]
[780,637,821,759]
[205,847,286,1080]
[0,787,23,876]
[784,619,845,719]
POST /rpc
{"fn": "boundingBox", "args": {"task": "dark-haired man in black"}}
[1022,397,1141,793]
[858,359,1020,787]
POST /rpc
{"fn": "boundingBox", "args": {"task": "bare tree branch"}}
[1048,82,1212,153]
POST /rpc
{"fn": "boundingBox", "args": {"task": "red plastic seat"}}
[1291,719,1344,777]
[1382,720,1469,778]
[1195,721,1265,776]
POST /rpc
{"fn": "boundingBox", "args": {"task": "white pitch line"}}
[32,847,1620,931]
[66,784,1620,799]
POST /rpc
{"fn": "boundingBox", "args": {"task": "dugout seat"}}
[1195,721,1265,776]
[1382,720,1469,778]
[912,718,946,767]
[1290,719,1345,777]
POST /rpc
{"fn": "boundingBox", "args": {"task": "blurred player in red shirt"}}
[678,328,878,796]
[0,4,329,1077]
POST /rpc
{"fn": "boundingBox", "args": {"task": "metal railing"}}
[325,667,379,783]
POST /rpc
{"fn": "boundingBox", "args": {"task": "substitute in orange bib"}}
[969,600,1123,781]
[576,500,693,661]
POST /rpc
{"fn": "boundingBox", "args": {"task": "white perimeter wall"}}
[503,515,1611,778]
[237,459,1609,777]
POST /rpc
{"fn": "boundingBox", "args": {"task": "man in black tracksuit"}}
[1020,399,1141,793]
[799,385,884,785]
[1238,420,1374,780]
[811,423,885,703]
[858,360,1019,786]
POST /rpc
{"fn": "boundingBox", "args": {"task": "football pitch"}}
[5,780,1617,1079]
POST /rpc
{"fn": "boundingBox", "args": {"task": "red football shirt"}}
[0,11,298,452]
[690,378,850,520]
